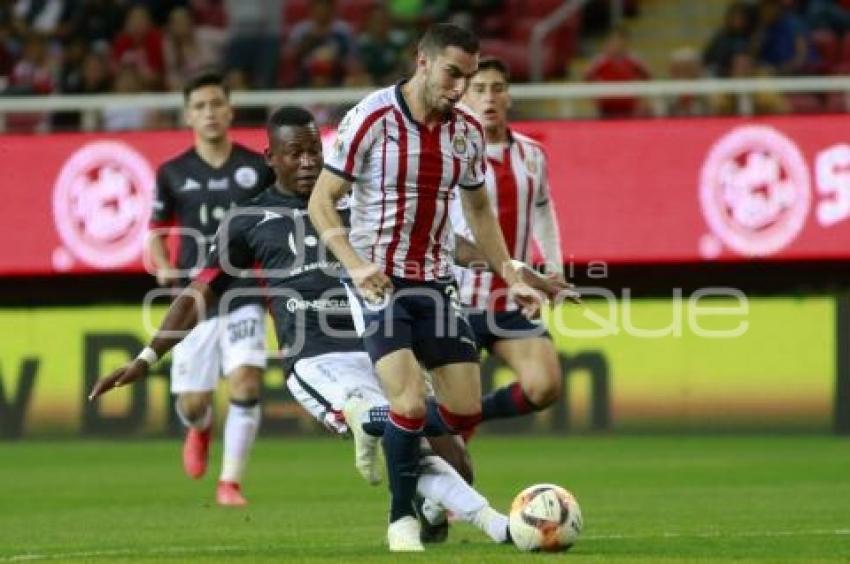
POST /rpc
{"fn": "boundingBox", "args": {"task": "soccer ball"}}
[508,483,583,552]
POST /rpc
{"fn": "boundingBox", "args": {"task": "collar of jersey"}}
[266,186,307,207]
[394,80,453,127]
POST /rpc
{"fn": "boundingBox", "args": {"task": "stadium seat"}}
[338,0,377,31]
[283,0,310,24]
[809,29,840,73]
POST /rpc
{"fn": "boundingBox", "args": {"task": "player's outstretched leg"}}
[175,393,214,479]
[416,454,509,543]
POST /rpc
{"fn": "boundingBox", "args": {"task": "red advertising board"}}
[2,115,849,275]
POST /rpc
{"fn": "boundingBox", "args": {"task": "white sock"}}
[219,401,261,484]
[471,506,509,543]
[175,401,212,430]
[416,455,508,543]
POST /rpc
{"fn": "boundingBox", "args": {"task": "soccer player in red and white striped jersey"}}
[309,24,544,551]
[452,57,569,428]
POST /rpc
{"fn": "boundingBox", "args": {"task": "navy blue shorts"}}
[466,309,551,353]
[344,276,480,369]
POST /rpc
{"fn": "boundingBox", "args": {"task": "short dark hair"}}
[183,70,229,102]
[266,105,315,134]
[418,23,479,57]
[475,57,510,81]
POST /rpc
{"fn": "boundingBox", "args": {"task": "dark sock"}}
[363,399,454,437]
[383,411,424,522]
[362,405,389,437]
[481,382,537,421]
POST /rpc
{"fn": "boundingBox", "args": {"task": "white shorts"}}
[287,351,386,434]
[170,304,267,394]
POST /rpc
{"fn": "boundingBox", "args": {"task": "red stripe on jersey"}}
[495,146,519,255]
[521,174,535,261]
[431,123,460,276]
[405,124,443,278]
[384,109,408,275]
[471,271,483,309]
[491,146,519,311]
[372,121,389,263]
[344,106,392,176]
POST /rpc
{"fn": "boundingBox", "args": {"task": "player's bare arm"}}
[453,235,486,266]
[88,281,216,400]
[308,169,393,303]
[146,231,179,287]
[459,186,542,317]
[455,233,579,304]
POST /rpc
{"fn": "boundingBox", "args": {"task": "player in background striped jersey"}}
[308,24,548,551]
[451,57,577,432]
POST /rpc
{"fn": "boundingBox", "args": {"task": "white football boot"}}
[387,515,425,552]
[342,396,382,485]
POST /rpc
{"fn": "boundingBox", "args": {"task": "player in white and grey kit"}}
[147,71,274,506]
[90,106,512,546]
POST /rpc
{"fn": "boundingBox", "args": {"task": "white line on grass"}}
[3,530,849,561]
[1,545,243,562]
[582,529,850,541]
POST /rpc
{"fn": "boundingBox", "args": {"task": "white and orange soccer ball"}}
[508,483,583,552]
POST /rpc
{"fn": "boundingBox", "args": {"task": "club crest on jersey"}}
[234,166,259,189]
[526,158,538,174]
[452,134,468,156]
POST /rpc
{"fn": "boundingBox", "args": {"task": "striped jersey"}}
[324,82,487,281]
[451,129,552,311]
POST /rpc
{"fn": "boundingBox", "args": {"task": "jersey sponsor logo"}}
[179,178,201,191]
[699,125,811,258]
[52,140,154,270]
[234,166,259,189]
[285,297,349,313]
[208,178,229,190]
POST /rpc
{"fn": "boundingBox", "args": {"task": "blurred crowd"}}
[583,0,850,118]
[0,0,515,130]
[0,0,847,132]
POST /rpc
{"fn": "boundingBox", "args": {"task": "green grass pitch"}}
[1,436,848,562]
